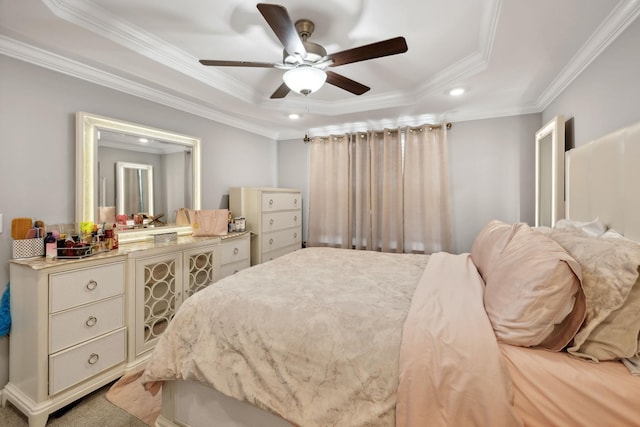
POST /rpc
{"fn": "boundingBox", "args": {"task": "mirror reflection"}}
[537,134,552,227]
[535,115,565,227]
[76,112,201,242]
[115,161,154,217]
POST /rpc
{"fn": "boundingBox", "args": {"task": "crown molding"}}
[536,0,640,109]
[0,35,278,139]
[41,0,255,102]
[37,0,529,128]
[4,0,635,141]
[304,103,541,139]
[42,0,498,117]
[413,0,501,99]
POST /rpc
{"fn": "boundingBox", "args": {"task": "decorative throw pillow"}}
[470,220,524,282]
[483,224,585,351]
[539,227,640,361]
[578,274,640,360]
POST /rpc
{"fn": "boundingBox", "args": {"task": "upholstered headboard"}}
[566,121,640,241]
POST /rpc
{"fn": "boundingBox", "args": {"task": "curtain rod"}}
[410,122,453,131]
[307,122,453,142]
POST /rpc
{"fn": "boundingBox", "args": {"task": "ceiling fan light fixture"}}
[283,66,327,96]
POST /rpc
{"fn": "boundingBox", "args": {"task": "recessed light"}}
[449,88,465,97]
[139,138,149,143]
[288,113,301,120]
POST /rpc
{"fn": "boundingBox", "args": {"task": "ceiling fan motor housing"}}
[283,19,327,65]
[283,41,326,65]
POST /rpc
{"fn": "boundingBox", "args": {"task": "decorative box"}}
[154,232,178,244]
[12,238,45,259]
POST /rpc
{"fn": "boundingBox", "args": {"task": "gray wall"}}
[543,17,640,147]
[448,114,540,253]
[277,113,541,254]
[0,54,277,387]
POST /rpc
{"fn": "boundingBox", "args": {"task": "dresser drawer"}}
[50,295,125,353]
[50,262,125,313]
[262,243,301,263]
[261,228,301,253]
[220,259,251,278]
[261,192,300,212]
[220,235,250,265]
[49,327,126,395]
[262,210,301,233]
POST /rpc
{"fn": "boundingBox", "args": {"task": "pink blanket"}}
[396,252,522,426]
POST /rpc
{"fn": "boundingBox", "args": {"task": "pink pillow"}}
[483,224,585,351]
[470,220,524,282]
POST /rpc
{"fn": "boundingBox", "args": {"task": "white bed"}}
[142,120,640,427]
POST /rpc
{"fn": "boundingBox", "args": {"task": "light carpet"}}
[106,369,161,426]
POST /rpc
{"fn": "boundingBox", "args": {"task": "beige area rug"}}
[106,369,161,426]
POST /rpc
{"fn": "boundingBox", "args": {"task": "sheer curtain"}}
[308,124,451,254]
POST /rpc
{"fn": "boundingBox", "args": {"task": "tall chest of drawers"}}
[230,187,302,265]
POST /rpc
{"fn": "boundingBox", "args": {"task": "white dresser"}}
[219,231,251,278]
[4,235,223,427]
[6,255,128,427]
[229,187,302,265]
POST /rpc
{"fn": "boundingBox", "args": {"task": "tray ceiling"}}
[1,0,639,139]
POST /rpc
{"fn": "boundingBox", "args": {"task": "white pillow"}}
[554,218,606,237]
[601,228,627,240]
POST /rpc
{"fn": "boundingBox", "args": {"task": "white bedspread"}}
[142,247,429,426]
[142,248,519,426]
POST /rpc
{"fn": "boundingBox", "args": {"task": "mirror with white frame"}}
[535,115,565,227]
[76,112,201,243]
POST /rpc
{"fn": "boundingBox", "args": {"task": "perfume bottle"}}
[111,223,119,249]
[44,232,57,259]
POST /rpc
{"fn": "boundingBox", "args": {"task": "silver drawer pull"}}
[88,353,99,365]
[85,316,98,327]
[269,199,274,206]
[294,232,297,239]
[293,215,297,221]
[269,238,274,245]
[233,248,239,255]
[294,198,298,205]
[269,219,274,225]
[86,280,98,291]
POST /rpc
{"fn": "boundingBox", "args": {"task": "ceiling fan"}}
[199,3,408,99]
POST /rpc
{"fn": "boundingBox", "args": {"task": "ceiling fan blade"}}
[270,82,291,99]
[257,3,306,59]
[199,59,278,68]
[327,36,408,67]
[326,71,370,95]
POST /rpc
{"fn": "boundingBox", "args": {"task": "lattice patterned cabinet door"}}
[135,252,182,355]
[183,245,220,299]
